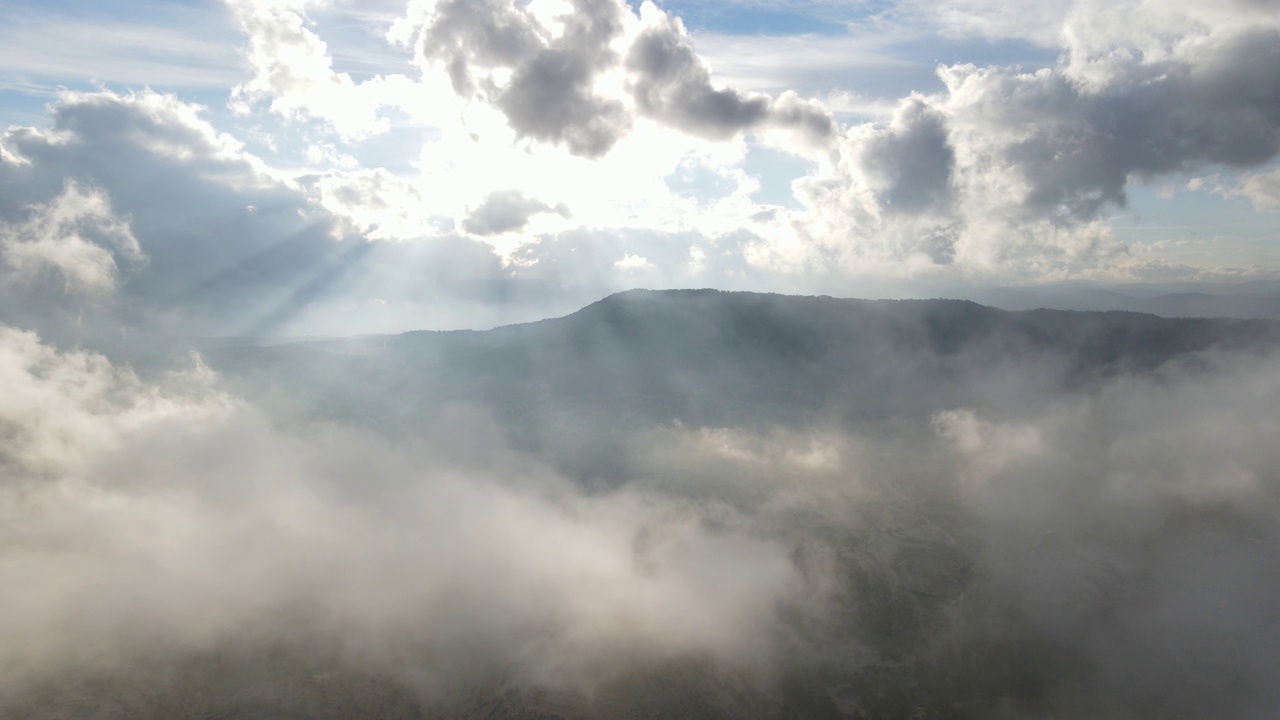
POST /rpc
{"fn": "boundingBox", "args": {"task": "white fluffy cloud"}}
[228,0,417,139]
[4,0,1280,337]
[0,181,144,298]
[1236,166,1280,210]
[751,1,1280,280]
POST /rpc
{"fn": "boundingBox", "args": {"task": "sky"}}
[2,0,1280,337]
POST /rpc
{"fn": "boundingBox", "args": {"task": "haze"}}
[2,1,1280,718]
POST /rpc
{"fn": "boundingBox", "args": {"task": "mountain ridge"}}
[207,290,1280,481]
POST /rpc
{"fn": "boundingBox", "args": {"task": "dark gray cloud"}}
[855,98,955,215]
[419,0,543,96]
[419,0,633,158]
[496,0,632,158]
[625,16,835,143]
[626,23,769,140]
[411,0,836,156]
[497,47,632,157]
[768,91,838,144]
[944,27,1280,223]
[462,189,569,236]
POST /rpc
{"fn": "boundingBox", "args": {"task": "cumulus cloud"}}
[625,7,834,144]
[227,0,413,140]
[756,4,1280,280]
[0,89,581,338]
[944,27,1280,223]
[212,0,1280,286]
[852,98,954,217]
[408,0,633,157]
[0,89,354,337]
[7,0,1280,332]
[462,189,569,236]
[0,89,681,338]
[495,0,633,158]
[935,19,1280,273]
[266,0,1279,286]
[400,0,835,158]
[625,19,768,139]
[0,181,144,298]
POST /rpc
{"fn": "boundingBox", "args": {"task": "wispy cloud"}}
[0,6,243,91]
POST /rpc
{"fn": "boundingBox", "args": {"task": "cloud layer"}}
[0,324,801,704]
[4,302,1280,716]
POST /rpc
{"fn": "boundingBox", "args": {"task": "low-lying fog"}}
[3,292,1279,719]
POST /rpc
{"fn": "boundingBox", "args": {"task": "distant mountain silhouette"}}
[969,282,1280,319]
[211,289,1280,455]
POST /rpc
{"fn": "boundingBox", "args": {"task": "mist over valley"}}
[4,291,1280,718]
[5,0,1280,715]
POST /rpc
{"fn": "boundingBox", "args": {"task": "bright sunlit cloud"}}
[2,0,1279,336]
